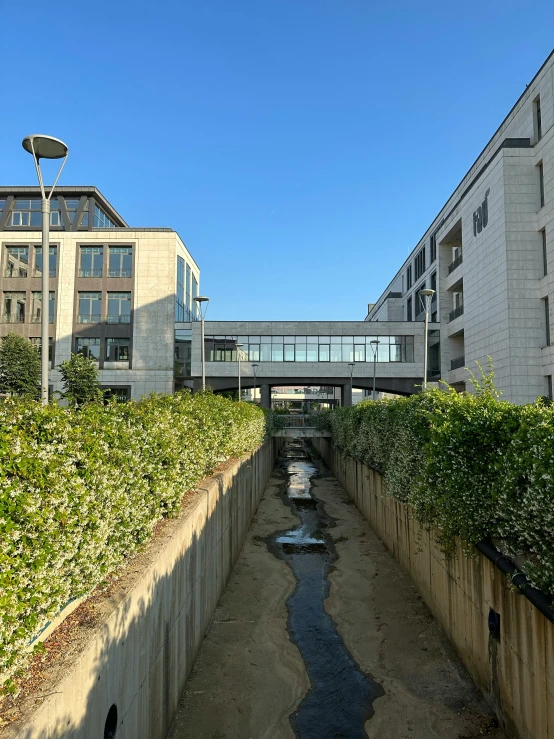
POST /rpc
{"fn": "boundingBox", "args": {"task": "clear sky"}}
[1,1,554,320]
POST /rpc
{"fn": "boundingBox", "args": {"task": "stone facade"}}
[367,51,554,404]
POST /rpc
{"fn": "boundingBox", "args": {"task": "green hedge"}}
[319,386,554,596]
[0,392,270,686]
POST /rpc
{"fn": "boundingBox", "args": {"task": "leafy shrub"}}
[324,383,554,595]
[0,392,270,685]
[0,333,41,398]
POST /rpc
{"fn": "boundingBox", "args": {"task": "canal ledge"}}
[2,438,282,739]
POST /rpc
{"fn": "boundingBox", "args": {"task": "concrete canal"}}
[168,441,504,739]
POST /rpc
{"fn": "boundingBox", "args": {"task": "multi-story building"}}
[366,50,554,405]
[0,186,200,400]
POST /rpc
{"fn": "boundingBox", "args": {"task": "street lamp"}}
[419,288,436,391]
[347,362,355,407]
[236,343,244,401]
[251,363,258,403]
[22,134,68,404]
[370,340,380,401]
[193,296,210,391]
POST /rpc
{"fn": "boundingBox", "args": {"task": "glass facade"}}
[76,337,101,360]
[5,247,29,277]
[9,199,61,227]
[175,328,192,376]
[30,291,55,323]
[107,292,131,323]
[204,335,414,363]
[94,204,116,228]
[106,337,130,361]
[176,257,186,322]
[3,292,26,323]
[78,292,102,323]
[30,337,53,361]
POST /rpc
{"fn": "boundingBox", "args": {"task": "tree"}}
[57,353,102,407]
[0,333,41,398]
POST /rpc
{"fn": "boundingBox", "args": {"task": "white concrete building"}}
[0,187,200,400]
[366,50,554,405]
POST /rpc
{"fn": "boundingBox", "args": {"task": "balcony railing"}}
[33,269,57,278]
[78,313,101,324]
[448,253,463,274]
[450,355,465,371]
[448,305,464,322]
[107,313,131,324]
[79,269,103,277]
[108,269,132,278]
[30,315,54,324]
[2,313,25,323]
[5,269,28,278]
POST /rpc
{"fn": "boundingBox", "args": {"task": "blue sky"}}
[1,1,554,320]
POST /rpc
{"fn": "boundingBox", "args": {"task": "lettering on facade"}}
[473,188,490,236]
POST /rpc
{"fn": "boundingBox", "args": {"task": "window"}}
[30,337,53,361]
[538,162,545,208]
[548,375,553,401]
[31,292,55,323]
[80,246,103,277]
[406,265,412,289]
[542,230,548,276]
[186,264,191,320]
[107,292,131,323]
[535,96,542,142]
[284,344,295,361]
[414,247,426,280]
[106,337,130,361]
[94,205,116,228]
[5,246,28,277]
[35,246,57,278]
[192,276,198,319]
[78,292,102,323]
[108,246,132,277]
[76,337,101,360]
[176,256,186,322]
[430,233,437,263]
[545,297,550,346]
[102,386,129,403]
[407,296,412,321]
[9,199,61,227]
[64,199,81,225]
[319,344,330,361]
[175,328,192,376]
[431,271,437,293]
[3,292,26,323]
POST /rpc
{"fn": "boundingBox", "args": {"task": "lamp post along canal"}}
[251,363,258,403]
[419,289,436,391]
[348,363,355,406]
[22,135,68,404]
[236,343,244,401]
[193,296,210,391]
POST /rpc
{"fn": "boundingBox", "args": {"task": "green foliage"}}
[0,391,270,685]
[0,333,41,399]
[324,374,554,596]
[56,353,102,407]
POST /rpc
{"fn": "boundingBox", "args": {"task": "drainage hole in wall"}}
[488,608,501,640]
[104,704,118,738]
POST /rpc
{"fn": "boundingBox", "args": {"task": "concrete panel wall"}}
[312,438,554,739]
[5,439,281,739]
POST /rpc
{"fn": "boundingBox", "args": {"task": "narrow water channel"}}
[267,440,384,739]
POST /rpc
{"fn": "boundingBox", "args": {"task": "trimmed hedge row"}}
[318,386,554,596]
[0,392,270,686]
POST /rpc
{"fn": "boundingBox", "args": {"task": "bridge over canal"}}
[175,320,440,405]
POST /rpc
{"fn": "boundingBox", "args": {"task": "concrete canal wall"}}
[312,437,554,739]
[4,438,282,739]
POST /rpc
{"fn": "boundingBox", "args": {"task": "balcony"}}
[107,313,131,324]
[2,313,25,323]
[79,269,103,278]
[450,355,465,371]
[448,254,463,274]
[78,314,101,324]
[449,305,464,322]
[30,315,54,324]
[108,269,132,278]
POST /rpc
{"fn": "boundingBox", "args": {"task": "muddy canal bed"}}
[168,441,504,739]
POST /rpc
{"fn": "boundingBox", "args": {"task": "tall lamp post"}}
[236,343,244,401]
[22,135,68,404]
[347,362,355,407]
[419,288,436,391]
[370,340,380,401]
[251,363,258,403]
[193,296,210,391]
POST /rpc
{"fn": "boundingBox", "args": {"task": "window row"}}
[1,200,117,229]
[5,246,57,278]
[176,256,198,321]
[2,292,54,324]
[79,246,132,278]
[75,337,130,362]
[78,292,131,324]
[205,335,414,363]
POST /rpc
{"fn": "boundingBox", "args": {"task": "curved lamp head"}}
[22,134,68,160]
[370,339,380,345]
[419,289,435,298]
[193,296,209,304]
[193,295,210,320]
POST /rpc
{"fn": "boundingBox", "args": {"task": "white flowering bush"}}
[322,386,554,596]
[0,392,269,686]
